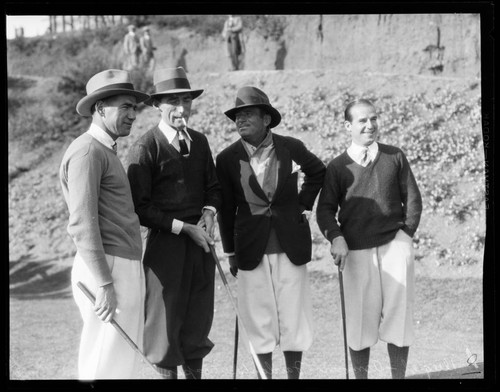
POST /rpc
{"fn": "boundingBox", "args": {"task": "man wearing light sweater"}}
[59,69,149,379]
[316,99,422,379]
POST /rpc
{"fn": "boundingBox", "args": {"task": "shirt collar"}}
[158,119,193,144]
[347,141,378,162]
[241,130,274,157]
[87,123,116,152]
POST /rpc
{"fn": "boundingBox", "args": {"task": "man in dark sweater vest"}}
[217,86,326,379]
[127,67,221,379]
[317,99,422,379]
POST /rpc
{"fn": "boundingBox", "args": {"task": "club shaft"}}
[338,268,349,379]
[76,281,157,372]
[210,245,267,379]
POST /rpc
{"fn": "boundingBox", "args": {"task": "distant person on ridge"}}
[59,69,149,379]
[316,99,422,379]
[222,15,245,71]
[123,24,141,70]
[140,26,156,71]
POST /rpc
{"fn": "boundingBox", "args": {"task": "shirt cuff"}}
[202,206,217,215]
[225,252,235,257]
[171,219,184,235]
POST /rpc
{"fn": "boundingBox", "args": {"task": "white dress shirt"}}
[347,141,379,166]
[87,123,117,152]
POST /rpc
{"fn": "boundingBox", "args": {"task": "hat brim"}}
[224,103,281,128]
[144,88,204,106]
[76,89,150,117]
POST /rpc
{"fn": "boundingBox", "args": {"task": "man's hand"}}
[197,209,216,238]
[330,236,349,271]
[182,223,215,253]
[94,283,117,323]
[228,255,238,278]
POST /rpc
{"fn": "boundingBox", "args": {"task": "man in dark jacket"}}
[127,67,221,379]
[216,86,326,379]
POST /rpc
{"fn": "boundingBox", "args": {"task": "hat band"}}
[90,82,135,94]
[155,78,191,93]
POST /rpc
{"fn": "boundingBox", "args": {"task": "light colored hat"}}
[146,67,203,105]
[76,69,150,117]
[224,86,281,128]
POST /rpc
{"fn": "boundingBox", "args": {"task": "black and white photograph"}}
[6,1,495,388]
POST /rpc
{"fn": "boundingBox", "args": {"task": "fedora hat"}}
[224,86,281,128]
[76,69,150,117]
[146,67,203,105]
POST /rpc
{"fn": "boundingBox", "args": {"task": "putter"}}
[338,266,349,379]
[76,281,158,373]
[233,316,239,379]
[210,245,267,379]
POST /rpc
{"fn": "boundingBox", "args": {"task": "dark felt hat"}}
[146,67,203,105]
[224,86,281,128]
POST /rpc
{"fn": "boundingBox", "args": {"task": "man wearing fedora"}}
[127,67,221,379]
[59,69,149,379]
[216,86,326,379]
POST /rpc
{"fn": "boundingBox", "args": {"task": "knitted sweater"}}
[59,132,142,286]
[316,143,422,250]
[126,126,221,230]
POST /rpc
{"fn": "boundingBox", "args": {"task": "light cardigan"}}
[59,127,142,286]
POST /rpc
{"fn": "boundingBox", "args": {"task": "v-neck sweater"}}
[317,143,422,250]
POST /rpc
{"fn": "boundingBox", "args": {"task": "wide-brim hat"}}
[224,86,281,128]
[146,66,204,106]
[76,69,150,117]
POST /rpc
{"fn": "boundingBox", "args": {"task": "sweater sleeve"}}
[316,161,343,243]
[66,146,112,286]
[398,151,423,237]
[127,140,175,232]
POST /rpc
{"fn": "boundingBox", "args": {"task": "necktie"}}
[177,131,189,156]
[360,147,370,166]
[111,142,117,152]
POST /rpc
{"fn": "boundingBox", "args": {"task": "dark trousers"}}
[143,229,215,369]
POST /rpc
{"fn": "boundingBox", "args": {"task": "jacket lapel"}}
[233,140,269,202]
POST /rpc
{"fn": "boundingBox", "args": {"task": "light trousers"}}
[238,253,314,354]
[343,229,415,351]
[71,252,146,379]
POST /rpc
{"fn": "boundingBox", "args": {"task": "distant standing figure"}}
[316,99,422,379]
[123,25,141,70]
[222,15,245,71]
[140,26,156,71]
[59,69,150,379]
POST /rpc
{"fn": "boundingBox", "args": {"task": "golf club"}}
[76,281,158,373]
[233,316,239,379]
[210,245,267,379]
[338,266,349,379]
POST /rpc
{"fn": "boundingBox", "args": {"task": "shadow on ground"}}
[9,257,73,300]
[407,362,484,379]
